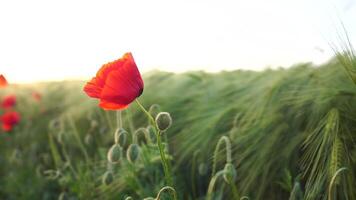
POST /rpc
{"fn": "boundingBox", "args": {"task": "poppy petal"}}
[99,100,128,110]
[2,123,12,131]
[83,77,102,98]
[83,52,143,110]
[0,75,8,87]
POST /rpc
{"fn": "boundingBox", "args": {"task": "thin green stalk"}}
[60,142,79,179]
[207,170,225,200]
[328,167,348,200]
[156,186,178,200]
[126,108,136,133]
[116,111,122,128]
[68,115,90,164]
[228,179,240,200]
[212,136,232,178]
[135,99,173,186]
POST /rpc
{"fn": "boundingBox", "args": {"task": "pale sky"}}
[0,0,355,83]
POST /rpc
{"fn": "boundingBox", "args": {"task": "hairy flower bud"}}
[102,171,114,185]
[148,104,161,119]
[155,112,172,132]
[114,128,128,147]
[107,144,123,164]
[134,128,148,145]
[127,144,140,163]
[223,163,237,183]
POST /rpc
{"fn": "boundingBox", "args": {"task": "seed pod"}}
[155,112,172,132]
[58,192,69,200]
[107,144,123,164]
[134,128,148,145]
[223,163,237,183]
[146,125,157,143]
[148,104,161,119]
[114,128,128,147]
[198,163,208,176]
[127,144,140,163]
[102,171,114,185]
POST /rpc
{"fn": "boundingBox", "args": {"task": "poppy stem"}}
[116,111,122,129]
[135,99,173,186]
[156,186,178,200]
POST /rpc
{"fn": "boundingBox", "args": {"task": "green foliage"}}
[1,56,356,199]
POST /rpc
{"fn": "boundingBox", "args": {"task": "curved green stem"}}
[212,136,232,178]
[328,167,348,200]
[207,170,225,200]
[156,186,178,200]
[135,100,173,186]
[228,179,240,200]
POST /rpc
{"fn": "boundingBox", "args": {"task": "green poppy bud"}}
[127,144,140,163]
[146,125,157,143]
[149,104,161,119]
[134,128,148,145]
[114,128,128,147]
[102,171,114,185]
[223,163,237,183]
[107,144,123,164]
[155,112,172,132]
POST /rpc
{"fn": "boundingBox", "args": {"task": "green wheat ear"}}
[331,23,356,85]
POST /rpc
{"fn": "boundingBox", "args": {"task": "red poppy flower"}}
[0,111,20,132]
[32,92,42,102]
[1,95,16,109]
[0,74,8,87]
[83,52,144,110]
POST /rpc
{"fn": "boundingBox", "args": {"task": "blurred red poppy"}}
[32,92,42,102]
[1,95,16,109]
[83,52,144,110]
[0,111,20,132]
[0,75,8,87]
